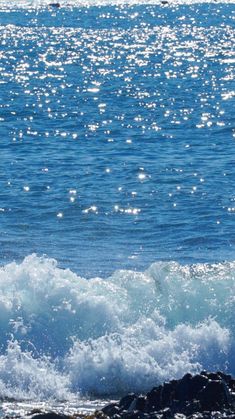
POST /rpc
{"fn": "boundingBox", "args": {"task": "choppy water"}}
[0,0,235,414]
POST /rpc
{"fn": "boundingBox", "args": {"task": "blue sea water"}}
[0,0,235,412]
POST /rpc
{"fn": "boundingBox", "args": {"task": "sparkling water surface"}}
[0,1,235,411]
[0,2,234,276]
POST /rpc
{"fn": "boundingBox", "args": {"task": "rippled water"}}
[0,3,234,276]
[0,2,235,412]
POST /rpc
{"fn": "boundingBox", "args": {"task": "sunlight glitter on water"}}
[0,2,234,275]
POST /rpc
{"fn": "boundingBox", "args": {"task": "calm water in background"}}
[0,1,235,410]
[0,2,234,276]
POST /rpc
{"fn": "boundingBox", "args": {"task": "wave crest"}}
[0,254,233,398]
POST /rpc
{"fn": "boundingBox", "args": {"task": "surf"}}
[0,254,233,399]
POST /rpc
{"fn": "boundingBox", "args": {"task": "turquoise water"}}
[0,1,235,406]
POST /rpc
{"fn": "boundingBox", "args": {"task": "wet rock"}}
[175,373,208,402]
[229,379,235,391]
[119,394,137,411]
[101,371,235,418]
[157,407,172,418]
[198,380,231,410]
[202,372,221,381]
[189,374,209,399]
[217,371,232,383]
[183,400,201,416]
[123,411,146,419]
[134,396,146,412]
[32,413,69,419]
[145,385,162,412]
[175,373,192,401]
[170,399,186,415]
[102,403,120,417]
[161,382,176,407]
[126,396,146,414]
[49,3,60,7]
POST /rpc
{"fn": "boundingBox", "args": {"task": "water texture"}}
[0,0,234,407]
[0,255,234,400]
[0,3,234,275]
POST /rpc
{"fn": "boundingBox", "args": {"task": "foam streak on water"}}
[0,255,233,400]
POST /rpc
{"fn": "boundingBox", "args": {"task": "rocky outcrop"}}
[100,371,235,418]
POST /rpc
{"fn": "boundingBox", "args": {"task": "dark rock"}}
[146,385,163,412]
[126,396,146,414]
[101,371,235,419]
[49,3,60,7]
[198,380,231,410]
[175,373,208,402]
[119,394,137,411]
[32,414,69,419]
[102,403,120,417]
[217,371,232,383]
[229,378,235,390]
[161,382,176,407]
[175,373,192,401]
[157,407,173,418]
[135,396,146,412]
[184,400,201,416]
[123,411,146,419]
[189,374,209,398]
[169,379,178,387]
[170,399,186,414]
[204,372,221,381]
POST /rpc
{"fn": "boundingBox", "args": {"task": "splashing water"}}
[0,0,234,408]
[0,255,233,399]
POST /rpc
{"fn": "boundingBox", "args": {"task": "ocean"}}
[0,0,234,415]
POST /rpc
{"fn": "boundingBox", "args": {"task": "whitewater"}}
[0,255,234,402]
[0,0,234,415]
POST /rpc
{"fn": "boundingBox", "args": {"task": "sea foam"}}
[0,255,233,399]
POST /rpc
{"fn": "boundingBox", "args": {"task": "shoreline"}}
[2,370,235,418]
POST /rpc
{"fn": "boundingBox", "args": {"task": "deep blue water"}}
[0,3,234,276]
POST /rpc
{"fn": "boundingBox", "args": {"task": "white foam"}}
[66,317,230,395]
[0,340,71,400]
[0,255,234,399]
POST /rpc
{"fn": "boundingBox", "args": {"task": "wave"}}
[0,254,234,400]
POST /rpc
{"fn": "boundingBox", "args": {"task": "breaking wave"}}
[0,254,234,399]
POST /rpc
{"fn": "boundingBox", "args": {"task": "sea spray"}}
[0,255,233,398]
[0,340,71,400]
